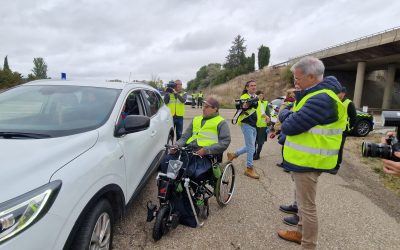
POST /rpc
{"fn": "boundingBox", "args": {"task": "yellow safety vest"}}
[186,115,225,146]
[283,89,346,170]
[198,93,203,98]
[342,99,351,132]
[256,100,269,128]
[237,93,257,125]
[167,92,186,116]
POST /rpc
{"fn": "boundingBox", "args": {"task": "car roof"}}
[23,79,151,90]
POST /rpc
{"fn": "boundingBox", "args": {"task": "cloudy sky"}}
[1,0,400,85]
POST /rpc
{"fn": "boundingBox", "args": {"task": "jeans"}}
[235,123,257,167]
[173,116,184,141]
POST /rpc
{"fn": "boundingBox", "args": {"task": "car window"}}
[0,85,121,137]
[123,91,145,116]
[143,90,161,117]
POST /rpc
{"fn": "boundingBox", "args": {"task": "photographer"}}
[164,80,187,140]
[227,80,261,179]
[381,132,400,176]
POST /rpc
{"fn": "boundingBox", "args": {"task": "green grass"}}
[373,165,400,196]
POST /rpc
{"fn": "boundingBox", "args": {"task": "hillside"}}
[202,66,292,108]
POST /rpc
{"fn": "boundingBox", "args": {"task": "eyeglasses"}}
[293,75,307,82]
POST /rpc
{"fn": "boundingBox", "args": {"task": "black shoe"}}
[253,154,260,160]
[283,214,299,226]
[279,204,298,214]
[276,163,283,168]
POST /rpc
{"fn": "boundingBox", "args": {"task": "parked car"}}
[350,110,374,137]
[0,80,174,249]
[267,97,374,137]
[185,95,193,105]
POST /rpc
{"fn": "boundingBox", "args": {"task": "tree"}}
[224,35,247,69]
[3,56,11,72]
[30,57,48,80]
[246,53,255,72]
[258,45,270,69]
[148,74,163,90]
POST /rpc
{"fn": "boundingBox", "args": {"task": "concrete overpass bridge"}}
[282,26,400,110]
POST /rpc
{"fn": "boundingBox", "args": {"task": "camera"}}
[235,97,259,110]
[165,81,176,93]
[362,111,400,162]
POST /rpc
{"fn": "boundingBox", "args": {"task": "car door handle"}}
[151,130,157,137]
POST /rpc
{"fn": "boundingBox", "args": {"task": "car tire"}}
[353,120,372,137]
[71,199,114,250]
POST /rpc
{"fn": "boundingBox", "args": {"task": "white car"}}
[0,80,174,249]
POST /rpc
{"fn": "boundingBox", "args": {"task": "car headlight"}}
[0,180,62,244]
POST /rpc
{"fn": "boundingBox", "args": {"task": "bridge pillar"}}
[382,64,396,109]
[353,61,366,109]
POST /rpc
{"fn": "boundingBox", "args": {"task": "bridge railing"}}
[272,26,400,67]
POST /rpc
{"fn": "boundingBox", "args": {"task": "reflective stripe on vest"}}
[256,100,268,128]
[283,89,346,170]
[342,99,351,132]
[237,93,257,125]
[167,92,185,116]
[186,115,225,146]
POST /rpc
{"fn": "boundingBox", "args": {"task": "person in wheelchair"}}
[161,96,231,180]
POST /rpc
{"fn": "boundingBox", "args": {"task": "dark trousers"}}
[254,127,267,155]
[197,97,203,108]
[173,116,184,141]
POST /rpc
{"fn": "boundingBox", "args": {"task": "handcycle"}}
[146,144,236,241]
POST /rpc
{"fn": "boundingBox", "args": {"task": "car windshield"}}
[0,85,121,138]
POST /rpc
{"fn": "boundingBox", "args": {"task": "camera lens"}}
[362,141,392,159]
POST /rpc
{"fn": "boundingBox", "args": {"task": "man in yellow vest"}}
[197,91,204,108]
[162,96,231,175]
[277,57,346,249]
[164,80,187,140]
[334,86,357,173]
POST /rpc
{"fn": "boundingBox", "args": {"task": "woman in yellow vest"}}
[227,80,261,179]
[254,90,271,160]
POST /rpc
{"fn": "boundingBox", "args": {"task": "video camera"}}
[235,97,259,110]
[165,81,177,93]
[362,111,400,162]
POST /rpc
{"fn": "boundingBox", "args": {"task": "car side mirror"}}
[115,115,150,137]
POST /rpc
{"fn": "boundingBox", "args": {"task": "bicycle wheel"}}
[152,205,170,241]
[216,162,236,207]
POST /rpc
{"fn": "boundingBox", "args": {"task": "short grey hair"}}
[291,56,325,81]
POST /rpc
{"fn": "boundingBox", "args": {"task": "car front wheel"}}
[71,199,114,250]
[353,120,372,137]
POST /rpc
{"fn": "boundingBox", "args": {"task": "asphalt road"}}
[113,107,400,250]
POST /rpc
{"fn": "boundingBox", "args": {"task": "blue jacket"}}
[279,76,343,173]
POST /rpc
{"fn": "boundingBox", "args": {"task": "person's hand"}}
[168,145,178,155]
[382,151,400,176]
[381,132,396,144]
[196,148,206,157]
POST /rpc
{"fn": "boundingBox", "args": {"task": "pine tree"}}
[3,56,11,72]
[224,35,247,69]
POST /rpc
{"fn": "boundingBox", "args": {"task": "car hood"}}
[0,131,98,203]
